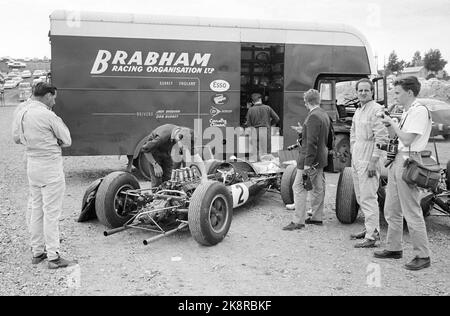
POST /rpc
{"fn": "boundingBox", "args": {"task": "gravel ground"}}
[1,104,449,296]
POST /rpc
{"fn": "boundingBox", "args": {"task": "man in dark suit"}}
[283,89,331,230]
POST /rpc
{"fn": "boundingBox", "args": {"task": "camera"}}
[287,133,302,151]
[376,138,399,167]
[376,110,391,119]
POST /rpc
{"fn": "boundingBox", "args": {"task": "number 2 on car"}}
[230,184,249,208]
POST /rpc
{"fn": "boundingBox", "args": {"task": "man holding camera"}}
[375,76,432,271]
[283,89,330,230]
[350,78,389,248]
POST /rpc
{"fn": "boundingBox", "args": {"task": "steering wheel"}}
[214,163,236,185]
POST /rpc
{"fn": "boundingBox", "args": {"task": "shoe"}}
[31,253,47,264]
[354,238,377,248]
[374,249,403,259]
[405,257,431,271]
[350,231,366,240]
[305,218,323,225]
[48,256,77,269]
[282,222,305,231]
[285,204,295,210]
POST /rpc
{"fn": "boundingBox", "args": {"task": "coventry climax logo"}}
[90,50,215,75]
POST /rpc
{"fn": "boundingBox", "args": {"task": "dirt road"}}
[1,105,449,296]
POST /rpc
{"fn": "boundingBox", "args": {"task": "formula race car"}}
[335,151,450,224]
[78,159,296,246]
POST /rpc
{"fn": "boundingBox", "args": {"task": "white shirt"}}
[15,100,72,158]
[398,100,432,152]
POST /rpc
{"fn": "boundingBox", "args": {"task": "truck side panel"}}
[51,35,240,156]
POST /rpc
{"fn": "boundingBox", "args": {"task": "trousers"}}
[292,168,325,224]
[384,153,430,258]
[27,156,65,261]
[352,166,380,240]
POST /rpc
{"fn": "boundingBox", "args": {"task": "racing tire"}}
[280,164,297,205]
[336,167,359,224]
[78,178,103,222]
[188,181,233,246]
[95,171,140,228]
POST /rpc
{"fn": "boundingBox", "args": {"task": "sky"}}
[1,0,450,71]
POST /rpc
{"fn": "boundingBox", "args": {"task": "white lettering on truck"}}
[90,50,212,75]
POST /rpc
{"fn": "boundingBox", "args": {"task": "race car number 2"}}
[231,183,249,208]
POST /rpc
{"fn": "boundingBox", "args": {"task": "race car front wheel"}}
[188,181,233,246]
[95,171,140,228]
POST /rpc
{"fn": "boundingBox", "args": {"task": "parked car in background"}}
[12,76,23,85]
[4,80,18,89]
[18,82,32,101]
[32,69,45,78]
[38,75,48,83]
[8,61,26,68]
[21,70,32,78]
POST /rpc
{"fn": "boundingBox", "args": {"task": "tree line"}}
[385,49,448,78]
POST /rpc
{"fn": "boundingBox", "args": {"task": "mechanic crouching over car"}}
[141,124,204,187]
[375,76,432,271]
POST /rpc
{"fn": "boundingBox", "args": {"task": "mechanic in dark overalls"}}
[245,93,280,161]
[141,124,196,187]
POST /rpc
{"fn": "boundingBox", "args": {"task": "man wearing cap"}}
[141,124,198,187]
[245,93,280,161]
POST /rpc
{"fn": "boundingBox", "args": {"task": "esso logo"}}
[210,80,230,92]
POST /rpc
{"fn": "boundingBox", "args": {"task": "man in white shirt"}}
[375,76,432,271]
[12,82,75,269]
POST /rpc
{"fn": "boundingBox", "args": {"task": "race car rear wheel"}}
[281,164,297,205]
[188,181,233,246]
[95,171,140,228]
[336,167,359,224]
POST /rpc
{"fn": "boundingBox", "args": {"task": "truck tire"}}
[330,134,351,173]
[188,181,233,246]
[336,167,359,224]
[281,164,297,205]
[95,171,140,228]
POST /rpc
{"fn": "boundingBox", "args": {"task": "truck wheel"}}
[331,134,351,173]
[281,164,297,205]
[188,181,233,246]
[95,171,140,228]
[336,167,359,224]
